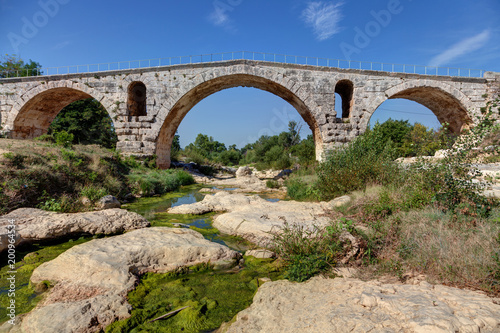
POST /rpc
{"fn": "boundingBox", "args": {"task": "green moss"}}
[0,237,92,323]
[105,257,281,333]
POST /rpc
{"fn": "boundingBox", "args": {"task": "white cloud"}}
[208,7,230,27]
[429,30,491,67]
[301,1,343,41]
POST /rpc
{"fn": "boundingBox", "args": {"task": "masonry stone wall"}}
[0,60,496,168]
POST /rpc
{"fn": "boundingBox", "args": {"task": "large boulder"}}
[221,276,500,333]
[168,192,331,246]
[0,208,149,252]
[235,166,252,178]
[7,227,241,333]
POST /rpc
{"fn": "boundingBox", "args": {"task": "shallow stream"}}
[0,185,281,332]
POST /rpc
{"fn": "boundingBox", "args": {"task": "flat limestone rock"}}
[222,276,500,333]
[0,208,150,252]
[245,249,275,259]
[168,192,331,246]
[5,227,240,333]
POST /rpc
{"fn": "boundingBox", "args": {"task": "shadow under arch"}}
[372,84,474,134]
[11,87,111,139]
[155,74,322,168]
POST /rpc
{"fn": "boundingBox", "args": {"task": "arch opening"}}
[155,74,322,168]
[49,98,118,148]
[127,81,147,120]
[12,87,96,139]
[383,86,472,134]
[334,79,353,119]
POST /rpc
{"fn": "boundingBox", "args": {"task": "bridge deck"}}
[0,51,487,81]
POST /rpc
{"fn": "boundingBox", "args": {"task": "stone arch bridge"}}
[0,59,499,168]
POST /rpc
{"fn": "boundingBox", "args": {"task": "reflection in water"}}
[124,185,280,252]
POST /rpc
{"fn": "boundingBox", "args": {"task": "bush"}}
[413,111,498,216]
[315,129,399,200]
[127,169,194,197]
[266,180,280,189]
[286,178,317,201]
[54,131,74,148]
[80,185,108,202]
[270,222,342,282]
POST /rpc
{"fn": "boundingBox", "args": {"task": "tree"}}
[48,98,118,148]
[171,132,181,161]
[185,134,226,158]
[288,120,302,146]
[0,54,42,78]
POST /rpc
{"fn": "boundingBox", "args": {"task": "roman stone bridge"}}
[0,58,499,168]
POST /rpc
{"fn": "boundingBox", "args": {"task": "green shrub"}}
[175,170,195,186]
[38,194,75,212]
[416,111,497,216]
[80,185,108,202]
[286,178,317,201]
[54,130,74,148]
[266,180,280,189]
[283,254,330,282]
[127,169,194,197]
[270,222,342,282]
[315,130,399,200]
[184,149,207,165]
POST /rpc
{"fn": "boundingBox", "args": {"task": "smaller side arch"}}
[378,81,474,134]
[8,82,115,139]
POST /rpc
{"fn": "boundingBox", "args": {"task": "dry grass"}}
[392,208,500,291]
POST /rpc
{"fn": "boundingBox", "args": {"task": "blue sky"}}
[1,0,499,147]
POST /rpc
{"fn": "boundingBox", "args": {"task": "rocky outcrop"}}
[222,276,500,333]
[235,166,252,177]
[168,192,335,246]
[5,227,241,333]
[0,208,149,252]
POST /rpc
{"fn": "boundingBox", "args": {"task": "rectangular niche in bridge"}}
[127,81,147,120]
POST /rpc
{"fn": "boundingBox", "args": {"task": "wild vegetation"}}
[181,121,316,170]
[47,98,118,149]
[0,139,194,214]
[271,99,500,295]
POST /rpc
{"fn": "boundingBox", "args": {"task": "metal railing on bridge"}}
[0,51,486,79]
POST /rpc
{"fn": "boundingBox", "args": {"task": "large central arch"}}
[155,74,322,168]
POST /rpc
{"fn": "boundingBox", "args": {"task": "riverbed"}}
[0,185,281,332]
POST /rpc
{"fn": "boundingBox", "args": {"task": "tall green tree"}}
[49,98,118,149]
[0,54,42,78]
[185,134,226,158]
